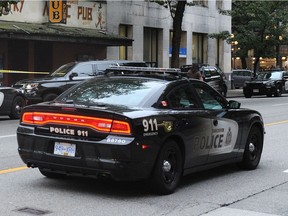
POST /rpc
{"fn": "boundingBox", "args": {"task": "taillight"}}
[22,112,131,135]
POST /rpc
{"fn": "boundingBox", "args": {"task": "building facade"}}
[106,0,232,72]
[0,0,131,85]
[0,0,231,86]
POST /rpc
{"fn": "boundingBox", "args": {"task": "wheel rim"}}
[15,99,24,115]
[277,87,282,96]
[249,134,259,161]
[161,148,178,184]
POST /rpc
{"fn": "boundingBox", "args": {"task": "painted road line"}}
[0,166,28,175]
[272,103,288,107]
[265,120,288,127]
[283,169,288,173]
[0,134,16,139]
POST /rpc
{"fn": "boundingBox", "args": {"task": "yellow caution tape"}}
[0,70,49,75]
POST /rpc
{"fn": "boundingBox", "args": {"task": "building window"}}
[119,24,132,60]
[170,31,187,67]
[144,27,159,67]
[193,33,207,64]
[193,0,208,7]
[216,0,223,10]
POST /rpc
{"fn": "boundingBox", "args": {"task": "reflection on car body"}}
[243,70,288,98]
[17,66,264,195]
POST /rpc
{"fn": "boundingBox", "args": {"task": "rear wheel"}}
[9,96,26,119]
[238,126,263,170]
[150,140,183,195]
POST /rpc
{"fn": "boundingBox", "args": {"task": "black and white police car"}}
[0,87,26,119]
[17,66,264,194]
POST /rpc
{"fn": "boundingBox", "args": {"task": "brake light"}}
[22,112,131,135]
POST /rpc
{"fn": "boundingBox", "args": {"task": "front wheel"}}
[274,85,282,97]
[238,126,263,170]
[150,140,183,195]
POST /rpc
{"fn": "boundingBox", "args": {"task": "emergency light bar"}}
[106,66,182,75]
[105,66,186,81]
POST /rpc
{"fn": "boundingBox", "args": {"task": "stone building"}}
[0,0,231,86]
[106,0,231,71]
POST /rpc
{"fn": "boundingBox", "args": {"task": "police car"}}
[0,87,26,119]
[17,66,264,194]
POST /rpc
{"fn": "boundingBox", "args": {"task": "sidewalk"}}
[226,88,243,98]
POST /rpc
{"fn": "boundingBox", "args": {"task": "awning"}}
[0,20,133,46]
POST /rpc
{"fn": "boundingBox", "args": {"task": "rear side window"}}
[73,64,94,76]
[193,83,226,110]
[96,63,111,73]
[243,71,252,76]
[166,84,199,109]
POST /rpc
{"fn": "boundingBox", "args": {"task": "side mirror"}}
[69,72,78,80]
[228,100,241,109]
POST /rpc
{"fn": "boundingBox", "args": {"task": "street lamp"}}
[231,41,238,69]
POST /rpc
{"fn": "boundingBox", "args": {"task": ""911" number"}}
[142,118,158,132]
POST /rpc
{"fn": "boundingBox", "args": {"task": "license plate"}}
[253,89,259,93]
[54,142,76,157]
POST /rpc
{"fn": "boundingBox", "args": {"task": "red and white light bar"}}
[22,112,131,135]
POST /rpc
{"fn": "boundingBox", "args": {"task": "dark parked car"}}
[200,66,228,97]
[0,87,26,119]
[231,69,254,88]
[17,66,264,195]
[12,60,147,104]
[180,63,209,72]
[243,71,288,98]
[180,65,227,97]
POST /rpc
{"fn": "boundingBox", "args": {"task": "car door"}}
[283,71,288,92]
[165,84,211,168]
[192,83,240,163]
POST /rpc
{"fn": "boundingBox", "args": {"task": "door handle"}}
[213,120,218,126]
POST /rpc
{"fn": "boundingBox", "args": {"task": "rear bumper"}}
[243,85,276,95]
[17,126,155,181]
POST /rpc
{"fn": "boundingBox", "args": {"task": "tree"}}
[0,1,19,16]
[151,0,194,68]
[208,31,231,66]
[223,1,288,75]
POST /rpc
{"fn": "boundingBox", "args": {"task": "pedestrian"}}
[284,58,288,69]
[187,64,203,81]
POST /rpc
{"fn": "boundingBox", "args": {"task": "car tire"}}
[150,140,183,195]
[238,126,263,170]
[43,93,58,102]
[274,85,282,97]
[244,92,252,98]
[9,96,26,119]
[39,168,66,178]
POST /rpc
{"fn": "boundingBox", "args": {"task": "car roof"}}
[232,69,252,72]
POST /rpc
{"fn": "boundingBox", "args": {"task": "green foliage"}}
[208,31,231,40]
[230,0,288,60]
[0,1,19,16]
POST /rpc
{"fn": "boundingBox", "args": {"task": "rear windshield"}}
[59,77,165,107]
